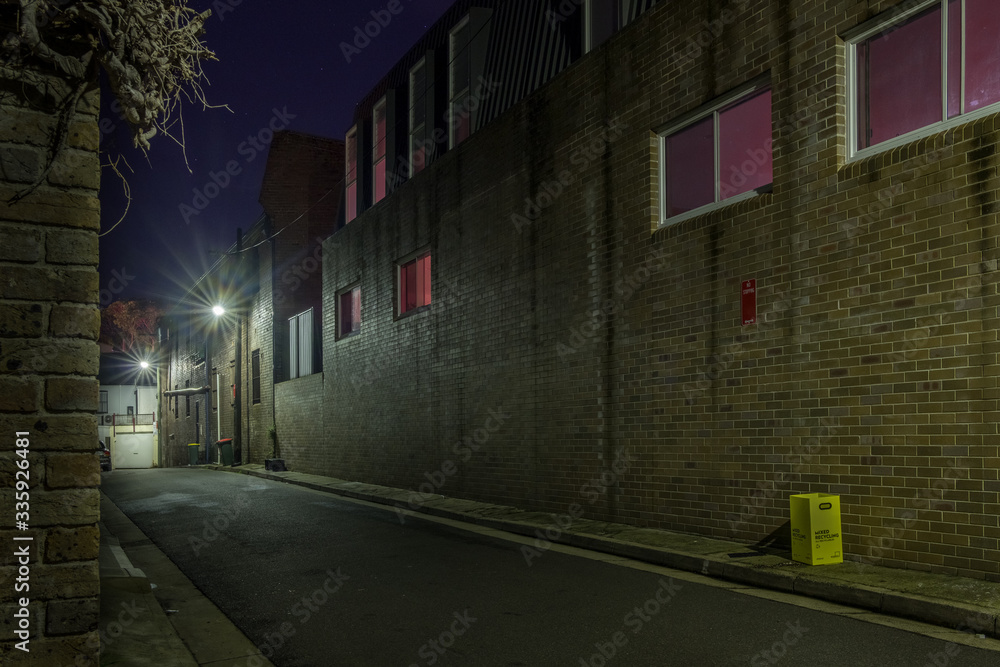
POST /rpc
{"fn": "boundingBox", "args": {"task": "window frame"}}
[288,308,314,380]
[448,16,472,149]
[99,390,108,414]
[846,0,1000,161]
[337,284,362,339]
[251,349,261,405]
[409,57,427,174]
[372,97,388,204]
[397,251,432,317]
[657,77,773,228]
[345,125,359,222]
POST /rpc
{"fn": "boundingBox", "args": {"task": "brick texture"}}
[0,54,100,665]
[310,0,1000,580]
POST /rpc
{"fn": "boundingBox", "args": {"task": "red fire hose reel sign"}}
[742,279,757,326]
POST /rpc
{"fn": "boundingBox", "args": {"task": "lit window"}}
[409,58,428,174]
[398,253,431,315]
[449,18,472,148]
[288,308,314,379]
[373,98,387,203]
[345,126,358,222]
[659,82,772,225]
[338,286,361,338]
[849,0,1000,158]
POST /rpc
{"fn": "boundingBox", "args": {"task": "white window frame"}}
[288,308,313,379]
[337,284,361,339]
[448,16,471,149]
[345,125,358,222]
[657,77,772,228]
[846,0,1000,161]
[409,58,427,172]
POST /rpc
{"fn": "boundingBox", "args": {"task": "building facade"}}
[304,0,1000,580]
[159,131,343,467]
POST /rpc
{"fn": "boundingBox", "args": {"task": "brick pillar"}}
[0,66,102,664]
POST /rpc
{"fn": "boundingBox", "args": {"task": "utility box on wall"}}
[790,493,844,565]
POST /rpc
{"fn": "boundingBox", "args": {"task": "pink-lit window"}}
[853,0,1000,155]
[399,253,431,315]
[373,98,387,203]
[449,18,471,148]
[338,286,361,338]
[345,126,358,223]
[661,84,772,223]
[409,59,428,175]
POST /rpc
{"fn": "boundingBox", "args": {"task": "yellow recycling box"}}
[790,493,843,565]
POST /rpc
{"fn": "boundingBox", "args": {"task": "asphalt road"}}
[103,468,1000,667]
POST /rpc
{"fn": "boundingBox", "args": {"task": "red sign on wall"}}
[742,279,757,326]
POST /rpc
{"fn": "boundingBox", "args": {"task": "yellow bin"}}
[790,493,843,565]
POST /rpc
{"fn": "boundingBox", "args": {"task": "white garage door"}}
[113,433,154,469]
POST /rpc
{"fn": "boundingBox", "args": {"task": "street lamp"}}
[212,305,226,317]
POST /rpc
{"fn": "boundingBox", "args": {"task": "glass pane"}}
[402,261,417,312]
[374,158,386,203]
[858,5,942,148]
[373,103,386,160]
[410,64,426,128]
[345,182,356,223]
[420,255,431,306]
[719,87,772,200]
[410,138,425,174]
[948,0,961,118]
[664,117,714,218]
[452,91,472,145]
[339,291,353,335]
[346,130,357,180]
[588,0,616,51]
[451,24,470,95]
[966,0,1000,112]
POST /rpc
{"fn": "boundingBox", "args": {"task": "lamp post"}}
[205,304,225,463]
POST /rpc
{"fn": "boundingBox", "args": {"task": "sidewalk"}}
[202,463,1000,640]
[99,492,273,667]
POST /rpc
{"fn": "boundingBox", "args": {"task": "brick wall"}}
[274,373,324,468]
[0,68,102,662]
[313,0,1000,579]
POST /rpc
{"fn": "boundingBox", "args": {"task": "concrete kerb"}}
[199,465,1000,639]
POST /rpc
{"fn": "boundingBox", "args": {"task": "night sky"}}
[97,0,454,306]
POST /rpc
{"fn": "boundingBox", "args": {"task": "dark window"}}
[251,350,261,404]
[99,391,108,414]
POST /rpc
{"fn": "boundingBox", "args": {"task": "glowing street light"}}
[212,305,226,317]
[139,361,150,369]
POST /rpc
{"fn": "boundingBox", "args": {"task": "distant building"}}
[159,131,344,467]
[98,352,158,468]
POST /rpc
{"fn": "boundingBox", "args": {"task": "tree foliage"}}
[100,299,162,353]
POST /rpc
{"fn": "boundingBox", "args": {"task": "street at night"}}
[102,469,1000,667]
